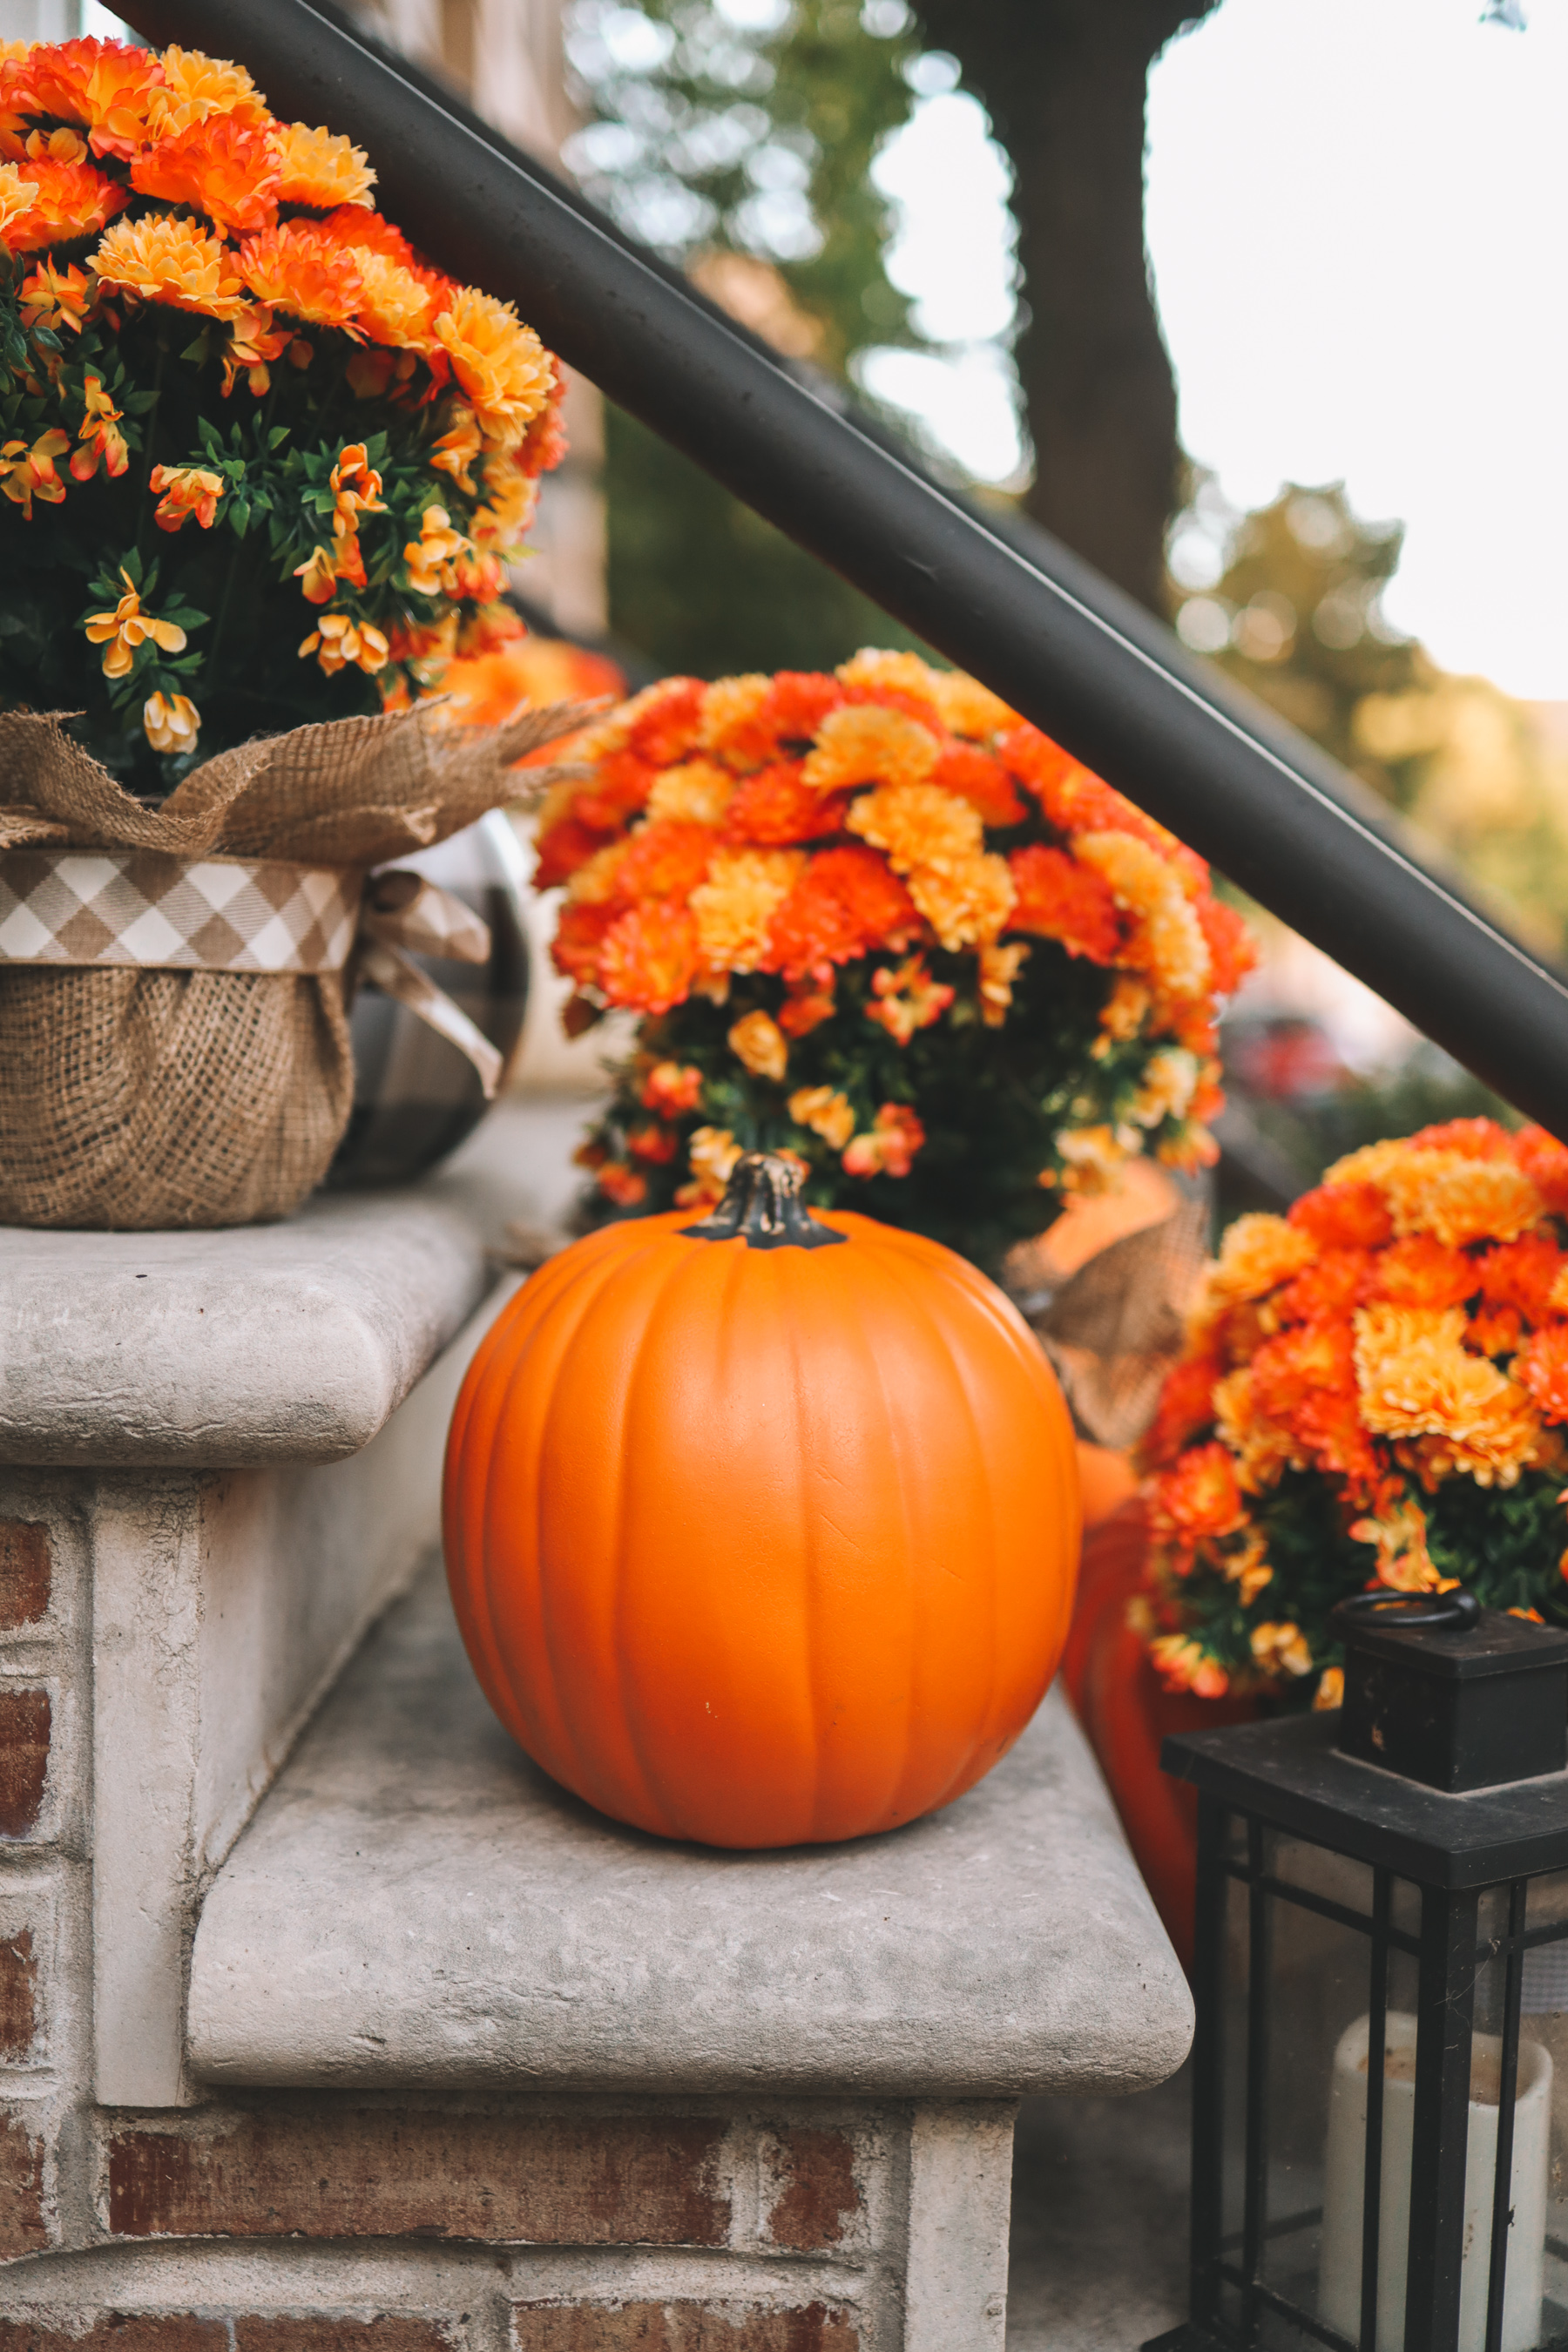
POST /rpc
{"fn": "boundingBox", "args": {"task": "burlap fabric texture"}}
[0,702,591,1229]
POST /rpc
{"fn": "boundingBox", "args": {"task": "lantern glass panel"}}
[1522,1869,1568,2337]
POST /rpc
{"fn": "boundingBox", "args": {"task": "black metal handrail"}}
[119,0,1568,1135]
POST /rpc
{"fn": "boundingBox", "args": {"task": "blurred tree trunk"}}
[917,0,1219,612]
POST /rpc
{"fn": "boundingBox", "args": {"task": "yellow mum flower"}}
[145,46,268,139]
[926,668,1017,740]
[1128,1045,1200,1129]
[835,647,938,700]
[0,163,39,239]
[1075,829,1211,1002]
[350,247,443,351]
[789,1085,856,1151]
[275,123,375,210]
[470,449,538,552]
[1250,1621,1315,1680]
[433,287,552,448]
[646,758,734,828]
[977,939,1030,1027]
[802,702,940,794]
[1314,1667,1345,1712]
[297,611,390,677]
[1213,1365,1298,1493]
[1348,1493,1440,1592]
[690,848,805,971]
[565,840,628,906]
[846,781,983,875]
[143,691,199,754]
[905,851,1016,952]
[1056,1122,1131,1197]
[676,1125,743,1210]
[1209,1213,1316,1304]
[1353,1303,1538,1485]
[699,672,771,761]
[1385,1152,1543,1248]
[93,214,247,320]
[727,1008,788,1082]
[84,570,187,679]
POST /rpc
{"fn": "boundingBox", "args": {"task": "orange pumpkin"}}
[443,1152,1081,1848]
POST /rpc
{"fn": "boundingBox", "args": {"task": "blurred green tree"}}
[1168,478,1568,960]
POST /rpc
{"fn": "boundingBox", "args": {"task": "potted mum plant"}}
[0,32,591,1229]
[1067,1116,1568,1958]
[537,649,1257,1274]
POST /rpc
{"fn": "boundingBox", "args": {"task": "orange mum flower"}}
[1198,896,1259,996]
[1288,1179,1395,1251]
[1273,1248,1374,1326]
[0,39,158,158]
[1150,1442,1248,1544]
[237,221,364,328]
[19,257,90,331]
[1007,844,1122,963]
[728,1008,789,1081]
[930,739,1025,826]
[94,213,246,319]
[132,115,280,234]
[690,848,804,971]
[432,285,551,448]
[142,690,199,755]
[276,122,375,210]
[533,816,612,893]
[69,373,126,482]
[1479,1234,1567,1321]
[761,846,921,982]
[150,464,224,532]
[550,901,617,988]
[1,152,125,250]
[724,761,851,846]
[627,1124,679,1166]
[866,954,955,1045]
[706,669,842,766]
[1145,1353,1226,1468]
[640,1061,705,1117]
[1366,1234,1477,1310]
[0,173,37,251]
[788,1085,855,1151]
[842,1102,925,1179]
[621,677,713,766]
[598,902,702,1015]
[1512,1125,1568,1216]
[0,427,67,518]
[779,977,836,1037]
[1517,1328,1568,1424]
[613,819,717,908]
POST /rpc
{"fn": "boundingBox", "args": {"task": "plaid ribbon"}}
[0,846,503,1098]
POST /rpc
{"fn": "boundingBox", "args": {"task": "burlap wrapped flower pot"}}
[0,702,585,1229]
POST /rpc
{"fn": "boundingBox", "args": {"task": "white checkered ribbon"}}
[0,846,504,1099]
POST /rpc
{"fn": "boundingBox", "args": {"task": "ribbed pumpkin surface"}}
[443,1201,1080,1848]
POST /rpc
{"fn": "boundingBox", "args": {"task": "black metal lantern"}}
[1149,1591,1568,2352]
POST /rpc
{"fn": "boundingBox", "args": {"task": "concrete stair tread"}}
[186,1557,1193,2099]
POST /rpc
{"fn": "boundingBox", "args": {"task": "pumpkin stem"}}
[679,1151,847,1251]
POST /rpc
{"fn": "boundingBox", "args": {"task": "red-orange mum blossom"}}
[761,844,920,982]
[598,902,701,1014]
[610,819,715,908]
[1007,844,1122,963]
[723,762,852,846]
[1150,1442,1248,1544]
[132,115,280,234]
[2,154,126,250]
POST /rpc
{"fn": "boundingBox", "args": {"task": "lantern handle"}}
[1332,1587,1482,1634]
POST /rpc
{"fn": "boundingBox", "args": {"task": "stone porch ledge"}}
[187,1558,1193,2099]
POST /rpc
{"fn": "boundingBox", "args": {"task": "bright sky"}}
[868,0,1568,700]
